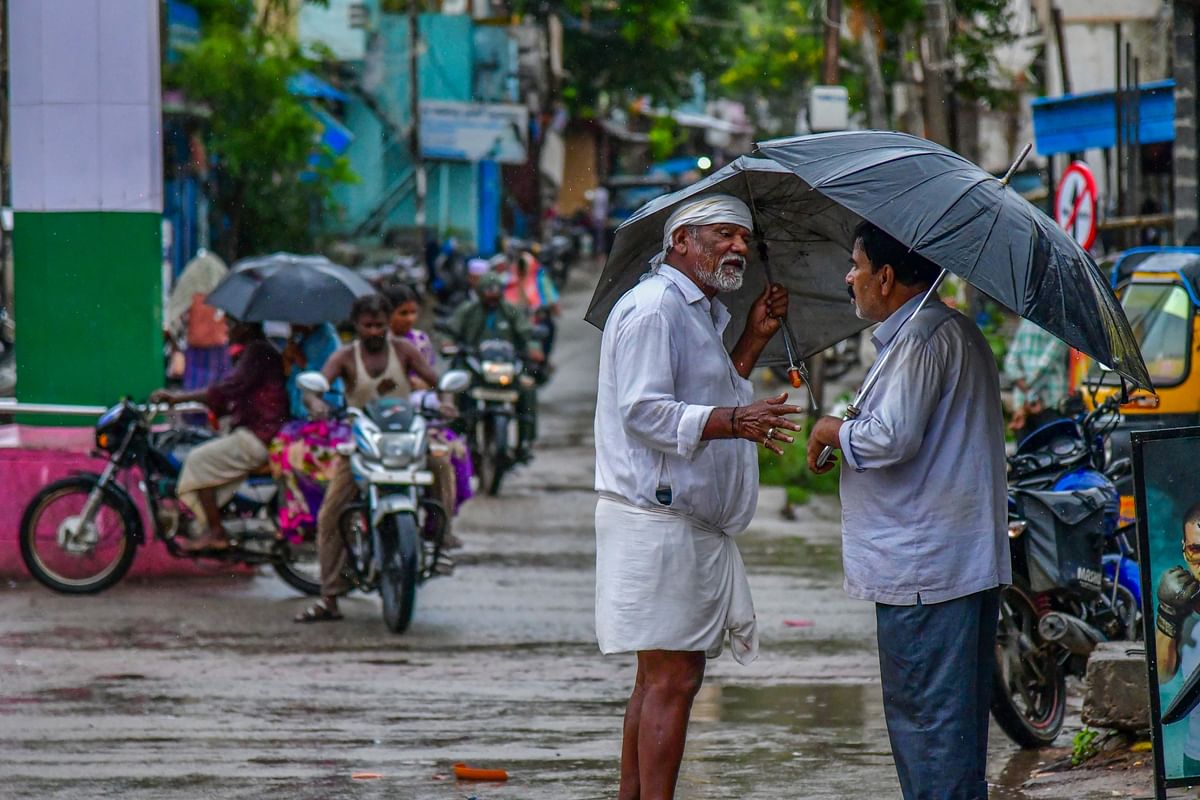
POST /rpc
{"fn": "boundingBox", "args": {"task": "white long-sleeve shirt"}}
[594,265,758,535]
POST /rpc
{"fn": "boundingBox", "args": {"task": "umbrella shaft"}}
[813,269,949,469]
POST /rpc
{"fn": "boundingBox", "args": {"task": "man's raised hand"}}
[734,392,802,456]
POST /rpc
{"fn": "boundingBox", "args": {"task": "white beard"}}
[698,257,745,292]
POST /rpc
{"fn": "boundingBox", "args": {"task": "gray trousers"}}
[876,587,1000,800]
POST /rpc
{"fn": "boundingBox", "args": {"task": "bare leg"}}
[180,487,228,551]
[619,661,648,800]
[198,487,224,539]
[633,650,706,800]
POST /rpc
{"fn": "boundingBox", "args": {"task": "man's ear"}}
[878,264,895,296]
[671,227,690,255]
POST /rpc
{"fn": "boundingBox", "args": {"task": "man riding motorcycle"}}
[445,271,543,461]
[295,293,457,623]
[149,320,288,552]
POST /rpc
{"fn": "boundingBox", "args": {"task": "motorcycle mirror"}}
[439,369,471,394]
[296,370,330,394]
[335,441,356,457]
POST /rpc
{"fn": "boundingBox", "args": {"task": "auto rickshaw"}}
[1081,247,1199,522]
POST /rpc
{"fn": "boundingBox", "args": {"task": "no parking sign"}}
[1055,161,1098,250]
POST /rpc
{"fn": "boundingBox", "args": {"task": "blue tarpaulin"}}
[288,71,350,102]
[1031,80,1175,156]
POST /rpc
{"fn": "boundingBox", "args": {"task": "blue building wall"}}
[331,13,488,247]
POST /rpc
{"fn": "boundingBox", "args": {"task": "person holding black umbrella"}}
[807,221,1009,800]
[594,194,802,800]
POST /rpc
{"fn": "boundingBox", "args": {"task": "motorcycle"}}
[19,400,321,595]
[440,338,532,496]
[297,369,470,633]
[991,392,1140,747]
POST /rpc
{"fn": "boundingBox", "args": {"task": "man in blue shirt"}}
[808,222,1009,800]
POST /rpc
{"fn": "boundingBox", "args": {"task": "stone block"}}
[1082,642,1150,732]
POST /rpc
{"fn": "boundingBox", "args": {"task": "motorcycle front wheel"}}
[379,513,420,633]
[19,477,138,594]
[991,581,1067,747]
[475,415,507,496]
[272,534,322,596]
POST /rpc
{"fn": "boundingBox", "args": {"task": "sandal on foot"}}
[294,599,343,623]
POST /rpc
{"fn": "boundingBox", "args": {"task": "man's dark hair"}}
[382,283,420,309]
[1184,502,1200,533]
[350,293,394,322]
[853,221,941,287]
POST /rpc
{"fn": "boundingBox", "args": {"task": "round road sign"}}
[1054,161,1098,250]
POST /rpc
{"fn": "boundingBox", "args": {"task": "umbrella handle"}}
[815,404,859,468]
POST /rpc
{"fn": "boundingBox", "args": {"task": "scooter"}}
[991,393,1140,747]
[296,369,470,633]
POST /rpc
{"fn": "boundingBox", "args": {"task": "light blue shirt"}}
[837,294,1010,605]
[594,265,758,534]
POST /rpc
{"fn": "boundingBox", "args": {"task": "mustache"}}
[362,335,387,351]
[847,286,856,301]
[719,255,746,270]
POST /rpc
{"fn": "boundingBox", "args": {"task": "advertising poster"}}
[1134,427,1200,798]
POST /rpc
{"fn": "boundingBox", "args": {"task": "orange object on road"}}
[351,772,384,781]
[453,763,509,781]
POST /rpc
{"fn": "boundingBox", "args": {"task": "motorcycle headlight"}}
[482,361,516,386]
[379,432,421,467]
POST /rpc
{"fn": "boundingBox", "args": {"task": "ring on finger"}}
[766,427,776,441]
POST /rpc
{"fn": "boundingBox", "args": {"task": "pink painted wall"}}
[1,425,248,581]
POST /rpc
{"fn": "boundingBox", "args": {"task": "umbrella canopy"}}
[757,130,1153,390]
[166,250,228,330]
[585,156,870,366]
[206,252,376,325]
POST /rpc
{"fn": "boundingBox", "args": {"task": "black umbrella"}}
[205,252,376,325]
[756,130,1152,391]
[585,156,870,372]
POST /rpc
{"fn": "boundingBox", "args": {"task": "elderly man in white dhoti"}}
[594,194,803,800]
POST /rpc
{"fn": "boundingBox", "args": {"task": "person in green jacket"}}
[446,272,544,460]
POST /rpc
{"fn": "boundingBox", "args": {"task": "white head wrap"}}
[467,257,491,276]
[650,193,754,270]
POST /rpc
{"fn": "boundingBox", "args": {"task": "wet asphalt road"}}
[0,272,1138,799]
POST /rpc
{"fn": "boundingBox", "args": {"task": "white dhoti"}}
[594,494,758,665]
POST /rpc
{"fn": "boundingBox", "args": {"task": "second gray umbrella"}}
[585,156,869,367]
[206,252,376,325]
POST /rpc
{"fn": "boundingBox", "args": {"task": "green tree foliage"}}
[718,0,1018,137]
[515,1,741,112]
[166,0,354,261]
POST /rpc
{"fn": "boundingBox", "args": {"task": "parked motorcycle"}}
[440,338,532,496]
[19,400,320,595]
[991,392,1140,747]
[297,369,469,633]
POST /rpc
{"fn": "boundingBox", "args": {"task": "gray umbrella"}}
[757,130,1153,391]
[585,156,870,368]
[206,252,376,325]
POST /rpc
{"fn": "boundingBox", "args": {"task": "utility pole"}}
[408,0,426,240]
[822,0,842,84]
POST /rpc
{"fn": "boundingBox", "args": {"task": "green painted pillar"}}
[13,213,163,407]
[9,1,164,420]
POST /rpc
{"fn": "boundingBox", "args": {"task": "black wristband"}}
[1158,605,1182,639]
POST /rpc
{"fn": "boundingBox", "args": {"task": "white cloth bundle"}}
[648,194,754,270]
[594,494,759,665]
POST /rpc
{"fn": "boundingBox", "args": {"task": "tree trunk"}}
[897,25,923,136]
[859,11,888,129]
[921,0,952,146]
[822,0,842,85]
